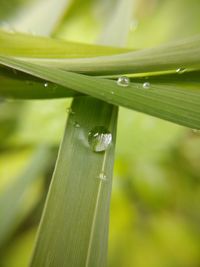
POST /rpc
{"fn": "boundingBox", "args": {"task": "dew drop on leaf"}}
[143,82,151,89]
[117,76,130,87]
[98,171,107,181]
[73,121,80,128]
[88,126,112,152]
[66,108,75,115]
[44,82,49,87]
[176,68,186,74]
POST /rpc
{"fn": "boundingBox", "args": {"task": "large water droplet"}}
[143,82,151,89]
[88,126,112,152]
[176,68,186,74]
[117,76,130,87]
[98,171,107,181]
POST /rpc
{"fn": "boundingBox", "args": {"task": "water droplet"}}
[98,171,107,181]
[66,107,75,115]
[111,91,114,95]
[117,76,130,87]
[44,82,49,87]
[176,68,186,74]
[73,121,80,128]
[143,82,151,89]
[88,126,112,152]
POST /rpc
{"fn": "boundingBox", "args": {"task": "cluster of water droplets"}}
[117,76,151,90]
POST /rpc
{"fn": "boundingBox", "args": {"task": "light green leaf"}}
[18,34,200,76]
[0,30,130,58]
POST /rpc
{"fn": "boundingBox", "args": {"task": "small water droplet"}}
[66,107,75,115]
[117,76,130,87]
[143,82,151,89]
[44,82,49,87]
[88,126,112,152]
[73,121,80,128]
[176,68,186,74]
[98,171,107,181]
[111,91,114,95]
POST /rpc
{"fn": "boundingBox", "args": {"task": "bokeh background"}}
[0,0,200,266]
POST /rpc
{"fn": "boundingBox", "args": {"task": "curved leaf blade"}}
[19,34,200,75]
[0,30,130,59]
[0,56,199,129]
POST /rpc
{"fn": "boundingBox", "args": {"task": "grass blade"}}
[19,34,200,75]
[0,66,78,99]
[0,30,130,58]
[30,97,118,267]
[0,56,199,129]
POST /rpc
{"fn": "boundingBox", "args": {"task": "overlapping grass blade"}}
[30,97,118,267]
[0,30,129,58]
[19,34,200,76]
[0,56,199,129]
[0,66,78,99]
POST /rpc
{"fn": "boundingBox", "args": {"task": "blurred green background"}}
[0,0,200,266]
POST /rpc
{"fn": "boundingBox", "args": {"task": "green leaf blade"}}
[30,97,118,267]
[1,56,199,129]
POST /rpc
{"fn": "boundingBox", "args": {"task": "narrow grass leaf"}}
[18,34,200,75]
[0,66,78,99]
[0,30,130,58]
[30,97,118,267]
